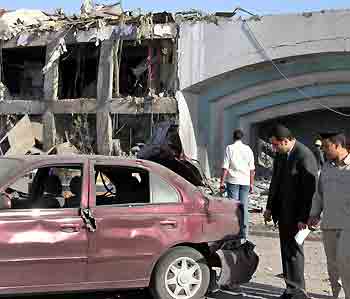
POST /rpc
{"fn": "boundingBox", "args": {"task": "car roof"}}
[0,155,195,191]
[0,155,168,172]
[1,154,137,162]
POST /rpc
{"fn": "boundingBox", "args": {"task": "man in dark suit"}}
[264,125,318,299]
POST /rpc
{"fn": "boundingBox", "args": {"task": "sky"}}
[1,0,350,16]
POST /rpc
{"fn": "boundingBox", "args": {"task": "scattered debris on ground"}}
[207,176,270,213]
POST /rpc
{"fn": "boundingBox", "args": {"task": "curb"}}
[250,230,322,242]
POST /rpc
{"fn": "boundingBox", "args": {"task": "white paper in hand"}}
[295,228,311,245]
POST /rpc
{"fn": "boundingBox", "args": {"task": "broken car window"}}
[94,165,150,206]
[5,165,83,210]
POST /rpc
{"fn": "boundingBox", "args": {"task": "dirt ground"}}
[247,236,330,298]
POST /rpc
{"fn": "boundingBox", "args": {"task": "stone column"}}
[43,42,59,151]
[96,40,113,155]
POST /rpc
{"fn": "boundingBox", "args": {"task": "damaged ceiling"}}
[0,3,238,45]
[0,4,177,45]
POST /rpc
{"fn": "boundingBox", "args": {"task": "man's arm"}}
[264,155,279,223]
[220,147,230,192]
[296,153,318,225]
[249,149,256,193]
[308,170,324,227]
[250,170,255,193]
[220,168,228,191]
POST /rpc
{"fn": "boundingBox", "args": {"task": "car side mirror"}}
[0,192,12,210]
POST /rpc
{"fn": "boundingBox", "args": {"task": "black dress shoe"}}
[290,293,309,299]
[279,292,292,299]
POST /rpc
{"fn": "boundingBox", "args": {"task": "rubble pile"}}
[0,3,176,42]
[0,2,242,44]
[207,176,271,213]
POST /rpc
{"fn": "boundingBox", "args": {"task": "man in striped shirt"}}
[308,132,350,299]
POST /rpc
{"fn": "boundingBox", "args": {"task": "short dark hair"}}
[270,124,294,141]
[233,129,244,141]
[320,132,347,147]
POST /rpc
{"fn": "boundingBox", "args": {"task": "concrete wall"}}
[177,10,350,176]
[188,52,350,176]
[178,9,350,90]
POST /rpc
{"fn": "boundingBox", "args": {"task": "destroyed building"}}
[0,4,179,156]
[2,5,350,179]
[177,9,350,177]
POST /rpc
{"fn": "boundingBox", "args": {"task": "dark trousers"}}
[279,224,306,296]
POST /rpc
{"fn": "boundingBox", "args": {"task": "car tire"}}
[150,246,210,299]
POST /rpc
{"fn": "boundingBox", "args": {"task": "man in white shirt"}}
[220,129,255,240]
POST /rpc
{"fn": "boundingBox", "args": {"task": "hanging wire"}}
[243,19,350,117]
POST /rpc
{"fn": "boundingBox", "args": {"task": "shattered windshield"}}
[0,158,23,187]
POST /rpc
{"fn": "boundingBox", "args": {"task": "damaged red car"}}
[0,155,242,298]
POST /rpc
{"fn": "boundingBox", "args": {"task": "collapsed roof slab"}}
[2,23,178,48]
[0,98,178,114]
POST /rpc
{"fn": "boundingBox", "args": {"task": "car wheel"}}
[150,246,210,299]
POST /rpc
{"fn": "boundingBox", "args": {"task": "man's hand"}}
[263,209,272,224]
[297,222,308,231]
[307,216,321,229]
[219,184,226,193]
[249,184,254,193]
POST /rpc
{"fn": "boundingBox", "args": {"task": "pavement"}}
[249,213,322,242]
[3,235,333,299]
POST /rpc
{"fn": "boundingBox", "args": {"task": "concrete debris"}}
[47,142,80,155]
[42,38,67,74]
[75,24,136,43]
[137,14,154,40]
[174,9,220,24]
[31,122,43,143]
[0,116,81,156]
[94,2,123,17]
[0,7,177,44]
[17,32,31,46]
[0,9,49,40]
[0,5,235,43]
[208,177,270,213]
[0,82,10,100]
[0,115,35,156]
[95,19,108,46]
[249,178,270,212]
[175,10,204,21]
[130,145,141,155]
[257,139,275,177]
[153,24,177,37]
[54,8,66,17]
[81,0,94,18]
[113,24,136,38]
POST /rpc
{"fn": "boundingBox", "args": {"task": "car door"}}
[87,160,189,285]
[0,159,89,289]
